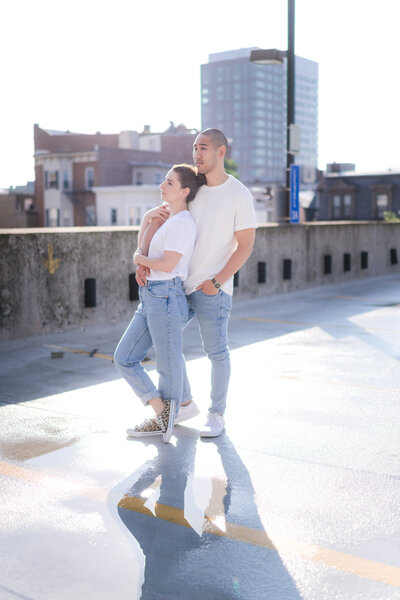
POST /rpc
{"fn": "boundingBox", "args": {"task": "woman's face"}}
[160,170,188,206]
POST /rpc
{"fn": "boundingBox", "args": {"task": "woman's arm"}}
[140,217,165,256]
[135,206,170,286]
[137,206,169,251]
[134,250,183,273]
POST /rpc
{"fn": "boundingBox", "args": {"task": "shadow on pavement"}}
[1,276,399,406]
[116,428,303,600]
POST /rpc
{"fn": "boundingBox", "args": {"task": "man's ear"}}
[218,145,226,160]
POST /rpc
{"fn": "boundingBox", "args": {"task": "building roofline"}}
[93,184,161,192]
[325,168,400,178]
[34,150,98,160]
[129,161,171,168]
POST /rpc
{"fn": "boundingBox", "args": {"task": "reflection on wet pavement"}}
[2,276,400,599]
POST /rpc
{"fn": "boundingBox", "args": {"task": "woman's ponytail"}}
[172,164,206,203]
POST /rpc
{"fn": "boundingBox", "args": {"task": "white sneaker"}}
[175,400,200,424]
[200,413,225,438]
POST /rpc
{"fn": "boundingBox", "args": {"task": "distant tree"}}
[383,211,400,222]
[224,158,240,179]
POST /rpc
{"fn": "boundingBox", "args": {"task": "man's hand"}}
[196,279,219,295]
[145,205,170,224]
[135,265,149,287]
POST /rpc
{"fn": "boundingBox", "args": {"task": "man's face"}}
[193,134,220,175]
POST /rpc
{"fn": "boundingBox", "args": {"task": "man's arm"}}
[196,228,256,295]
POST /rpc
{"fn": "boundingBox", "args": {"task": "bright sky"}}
[1,0,399,188]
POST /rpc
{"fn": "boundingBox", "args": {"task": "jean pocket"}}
[177,291,189,323]
[199,289,220,298]
[147,282,169,299]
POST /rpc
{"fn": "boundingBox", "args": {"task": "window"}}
[63,171,69,190]
[111,208,117,225]
[331,193,353,219]
[136,172,143,186]
[128,207,141,226]
[86,206,96,226]
[217,84,224,101]
[85,167,94,190]
[375,193,388,219]
[155,173,162,185]
[343,195,352,218]
[372,185,392,219]
[62,209,71,227]
[48,171,59,189]
[46,208,60,227]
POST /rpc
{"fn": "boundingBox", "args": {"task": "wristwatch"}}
[211,278,221,289]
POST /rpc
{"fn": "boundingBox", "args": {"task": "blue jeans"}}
[183,289,232,415]
[114,278,189,418]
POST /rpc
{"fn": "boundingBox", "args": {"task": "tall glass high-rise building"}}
[201,48,318,184]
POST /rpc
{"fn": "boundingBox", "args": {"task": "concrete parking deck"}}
[1,274,400,600]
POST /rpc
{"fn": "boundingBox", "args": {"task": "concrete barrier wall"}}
[1,222,399,340]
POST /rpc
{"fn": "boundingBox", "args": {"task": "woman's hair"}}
[172,164,206,203]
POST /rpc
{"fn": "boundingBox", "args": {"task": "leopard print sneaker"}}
[127,418,162,438]
[157,399,177,443]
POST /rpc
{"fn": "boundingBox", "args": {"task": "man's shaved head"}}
[199,128,228,150]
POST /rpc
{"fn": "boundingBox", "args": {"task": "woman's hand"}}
[135,265,149,287]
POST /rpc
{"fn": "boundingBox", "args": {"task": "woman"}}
[114,164,205,442]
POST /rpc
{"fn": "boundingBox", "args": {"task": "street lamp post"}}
[250,0,297,222]
[286,0,296,221]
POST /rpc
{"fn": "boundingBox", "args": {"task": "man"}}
[137,129,256,437]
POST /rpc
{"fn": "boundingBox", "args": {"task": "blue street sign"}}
[290,164,300,223]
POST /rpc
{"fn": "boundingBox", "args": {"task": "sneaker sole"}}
[127,429,162,438]
[163,399,177,443]
[199,427,225,438]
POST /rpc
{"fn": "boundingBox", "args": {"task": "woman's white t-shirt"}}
[147,210,196,281]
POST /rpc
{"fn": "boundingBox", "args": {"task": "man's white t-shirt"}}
[147,210,196,281]
[184,175,257,296]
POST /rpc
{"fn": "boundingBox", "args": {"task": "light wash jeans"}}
[114,278,189,418]
[183,289,232,415]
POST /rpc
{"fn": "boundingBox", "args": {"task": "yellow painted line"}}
[44,345,155,365]
[243,317,399,334]
[1,459,400,588]
[45,344,114,361]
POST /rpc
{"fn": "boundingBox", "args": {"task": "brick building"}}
[34,123,197,227]
[0,183,37,228]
